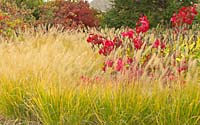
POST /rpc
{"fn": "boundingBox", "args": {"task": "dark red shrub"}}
[37,1,99,30]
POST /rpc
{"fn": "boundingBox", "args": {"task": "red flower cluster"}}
[99,40,115,56]
[121,16,150,50]
[88,16,150,55]
[86,11,191,80]
[121,29,135,39]
[152,39,166,49]
[121,30,143,49]
[133,36,143,50]
[171,5,198,26]
[87,34,104,45]
[121,30,144,50]
[87,34,122,56]
[136,15,150,34]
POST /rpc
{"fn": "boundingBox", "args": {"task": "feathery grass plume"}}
[0,26,199,124]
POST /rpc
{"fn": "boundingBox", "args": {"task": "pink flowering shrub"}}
[86,6,199,83]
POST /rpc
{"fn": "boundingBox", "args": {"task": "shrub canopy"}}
[102,0,199,28]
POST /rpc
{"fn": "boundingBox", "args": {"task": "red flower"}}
[116,58,124,71]
[121,29,135,39]
[161,42,166,49]
[170,14,177,22]
[171,5,198,27]
[99,40,114,56]
[191,5,198,13]
[87,34,104,45]
[133,37,143,49]
[183,18,192,25]
[153,39,160,48]
[136,15,149,34]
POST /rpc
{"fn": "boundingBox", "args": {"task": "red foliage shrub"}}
[37,1,99,30]
[54,1,99,29]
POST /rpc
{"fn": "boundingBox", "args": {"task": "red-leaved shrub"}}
[37,1,99,30]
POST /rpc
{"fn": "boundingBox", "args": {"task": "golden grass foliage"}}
[0,27,199,124]
[0,28,104,85]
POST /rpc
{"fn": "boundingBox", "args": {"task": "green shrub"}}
[102,0,199,28]
[194,3,200,25]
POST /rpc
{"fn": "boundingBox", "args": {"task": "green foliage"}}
[194,3,200,24]
[102,0,199,28]
[1,78,200,124]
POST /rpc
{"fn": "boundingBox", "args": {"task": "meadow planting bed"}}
[0,3,199,125]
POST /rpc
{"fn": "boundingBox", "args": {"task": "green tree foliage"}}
[102,0,199,28]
